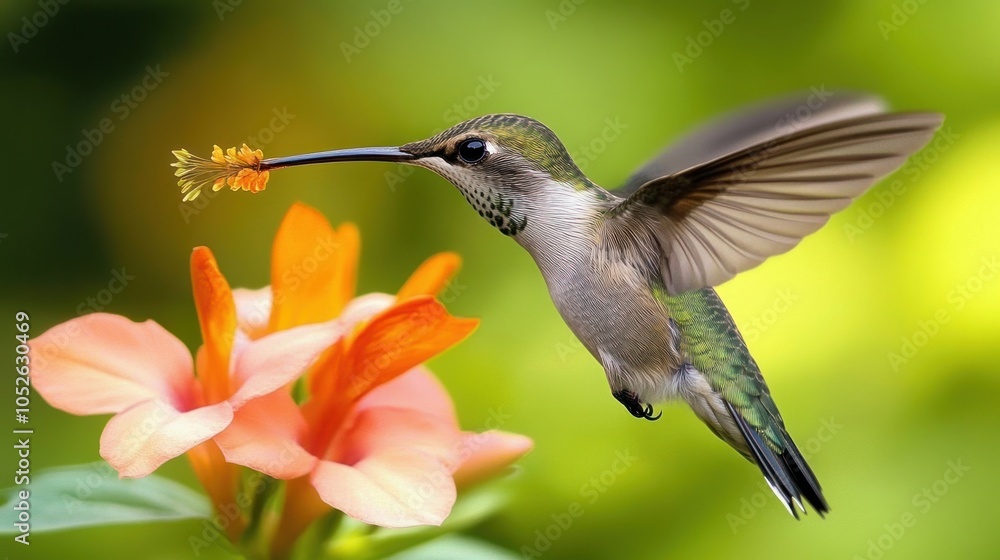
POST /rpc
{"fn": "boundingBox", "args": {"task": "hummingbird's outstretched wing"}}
[666,287,827,517]
[617,92,889,195]
[608,104,943,295]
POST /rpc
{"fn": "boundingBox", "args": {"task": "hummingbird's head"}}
[257,114,608,240]
[401,114,591,188]
[397,114,606,237]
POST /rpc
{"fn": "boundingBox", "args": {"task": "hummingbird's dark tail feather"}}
[779,438,829,516]
[725,402,829,518]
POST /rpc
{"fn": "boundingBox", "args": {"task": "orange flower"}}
[209,203,533,553]
[31,247,345,539]
[32,202,532,552]
[173,143,270,201]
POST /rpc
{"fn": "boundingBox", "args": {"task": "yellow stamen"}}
[172,143,270,201]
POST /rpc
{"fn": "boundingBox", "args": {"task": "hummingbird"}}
[216,93,943,518]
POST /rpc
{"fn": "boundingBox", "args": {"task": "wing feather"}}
[618,92,889,194]
[610,110,943,294]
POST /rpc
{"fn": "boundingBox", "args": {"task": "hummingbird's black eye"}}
[457,138,487,164]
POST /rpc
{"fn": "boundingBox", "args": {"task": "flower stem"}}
[271,477,331,560]
[187,440,246,542]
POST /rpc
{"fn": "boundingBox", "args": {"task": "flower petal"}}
[268,203,359,331]
[396,252,461,301]
[354,368,532,489]
[338,293,395,328]
[355,366,457,424]
[214,391,316,479]
[232,286,272,340]
[311,454,454,528]
[303,295,394,409]
[338,297,479,402]
[229,320,345,407]
[452,431,534,488]
[31,314,195,415]
[191,246,237,404]
[312,407,462,527]
[100,399,233,478]
[211,145,225,164]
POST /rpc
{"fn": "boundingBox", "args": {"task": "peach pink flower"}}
[31,247,346,537]
[31,202,532,552]
[207,203,533,554]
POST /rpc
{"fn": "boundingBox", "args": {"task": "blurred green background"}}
[3,0,999,558]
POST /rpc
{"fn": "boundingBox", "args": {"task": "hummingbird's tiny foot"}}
[643,403,662,421]
[613,390,661,421]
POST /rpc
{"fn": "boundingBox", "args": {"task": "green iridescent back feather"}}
[660,286,788,453]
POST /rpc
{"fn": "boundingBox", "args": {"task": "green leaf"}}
[384,535,520,560]
[0,462,212,533]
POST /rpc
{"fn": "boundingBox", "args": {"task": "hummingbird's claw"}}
[643,403,662,421]
[614,390,661,421]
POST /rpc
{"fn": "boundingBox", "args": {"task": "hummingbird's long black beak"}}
[260,147,416,171]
